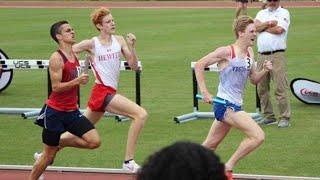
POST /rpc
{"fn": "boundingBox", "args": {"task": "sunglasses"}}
[267,0,279,2]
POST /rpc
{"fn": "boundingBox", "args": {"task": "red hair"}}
[91,7,111,31]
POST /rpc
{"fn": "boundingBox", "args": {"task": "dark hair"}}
[137,141,227,180]
[50,20,69,43]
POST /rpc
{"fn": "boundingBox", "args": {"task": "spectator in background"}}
[255,0,291,128]
[137,141,227,180]
[235,0,249,18]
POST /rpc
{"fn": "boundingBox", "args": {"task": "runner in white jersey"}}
[195,16,272,180]
[59,7,148,173]
[216,45,254,106]
[91,35,121,89]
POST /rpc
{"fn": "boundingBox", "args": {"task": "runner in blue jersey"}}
[195,15,272,180]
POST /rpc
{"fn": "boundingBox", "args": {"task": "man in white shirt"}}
[255,0,291,128]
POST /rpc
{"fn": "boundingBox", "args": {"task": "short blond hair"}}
[91,7,111,31]
[233,15,254,39]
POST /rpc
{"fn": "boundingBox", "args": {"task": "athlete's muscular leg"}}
[59,110,103,149]
[202,120,231,151]
[59,129,100,149]
[235,2,242,17]
[83,108,105,124]
[28,145,58,180]
[242,3,248,15]
[106,94,148,161]
[223,109,265,170]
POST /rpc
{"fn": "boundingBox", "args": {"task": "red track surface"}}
[0,1,319,8]
[0,169,136,180]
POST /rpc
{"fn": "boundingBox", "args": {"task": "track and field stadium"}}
[0,1,319,179]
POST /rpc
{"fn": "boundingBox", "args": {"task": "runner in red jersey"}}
[46,49,80,111]
[28,20,100,180]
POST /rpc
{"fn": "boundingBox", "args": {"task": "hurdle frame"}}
[0,50,142,122]
[174,62,263,123]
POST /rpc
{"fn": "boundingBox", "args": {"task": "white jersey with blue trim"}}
[91,35,122,90]
[216,46,253,106]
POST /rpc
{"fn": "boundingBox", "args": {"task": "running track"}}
[1,1,319,179]
[1,165,319,180]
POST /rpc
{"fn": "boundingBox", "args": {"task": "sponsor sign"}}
[0,49,13,92]
[290,78,320,105]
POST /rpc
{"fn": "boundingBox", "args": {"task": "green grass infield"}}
[0,8,319,177]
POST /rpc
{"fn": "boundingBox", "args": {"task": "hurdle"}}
[0,108,119,120]
[174,62,263,123]
[0,49,142,122]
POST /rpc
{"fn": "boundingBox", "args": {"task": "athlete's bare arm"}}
[72,39,94,54]
[116,34,138,71]
[194,46,230,103]
[49,52,89,93]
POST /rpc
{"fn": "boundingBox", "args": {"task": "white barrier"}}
[0,58,142,71]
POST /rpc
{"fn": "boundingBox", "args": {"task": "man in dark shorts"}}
[235,0,249,18]
[28,20,100,180]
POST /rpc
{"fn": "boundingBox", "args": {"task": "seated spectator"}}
[137,141,227,180]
